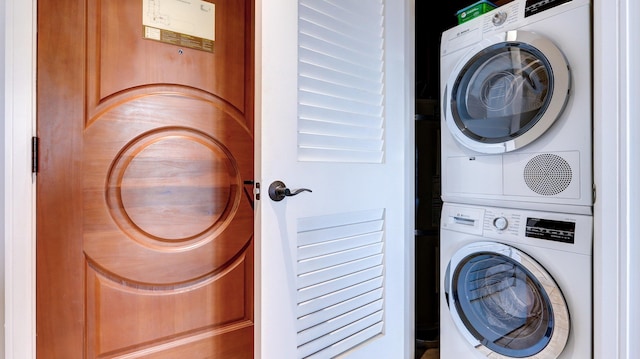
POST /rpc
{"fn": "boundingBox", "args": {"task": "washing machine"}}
[439,0,593,215]
[439,202,592,358]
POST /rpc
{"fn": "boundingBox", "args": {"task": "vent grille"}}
[523,153,573,196]
[298,0,385,163]
[296,209,385,358]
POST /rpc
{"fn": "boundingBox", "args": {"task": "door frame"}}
[3,0,636,358]
[4,0,37,357]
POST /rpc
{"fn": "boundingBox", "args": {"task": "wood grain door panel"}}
[88,0,249,118]
[37,0,254,357]
[85,246,253,357]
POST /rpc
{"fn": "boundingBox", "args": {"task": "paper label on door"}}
[142,0,215,53]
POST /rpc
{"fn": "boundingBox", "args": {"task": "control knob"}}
[493,216,508,230]
[492,11,508,26]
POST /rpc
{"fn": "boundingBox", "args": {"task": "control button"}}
[493,216,508,230]
[492,11,508,26]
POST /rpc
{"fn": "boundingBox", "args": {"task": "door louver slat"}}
[296,208,385,358]
[298,232,382,259]
[298,0,385,163]
[300,321,384,359]
[298,243,383,275]
[298,264,383,303]
[297,277,384,317]
[299,118,382,137]
[297,255,384,289]
[297,288,383,331]
[297,300,383,346]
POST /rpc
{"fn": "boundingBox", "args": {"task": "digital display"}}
[525,0,573,17]
[525,217,576,243]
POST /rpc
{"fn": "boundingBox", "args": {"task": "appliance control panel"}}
[525,217,576,243]
[441,205,484,235]
[441,203,591,254]
[483,209,522,239]
[525,0,573,17]
[481,208,576,243]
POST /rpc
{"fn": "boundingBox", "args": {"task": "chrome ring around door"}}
[445,241,570,359]
[444,30,571,154]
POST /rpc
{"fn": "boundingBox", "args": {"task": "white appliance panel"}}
[439,0,592,214]
[440,202,593,359]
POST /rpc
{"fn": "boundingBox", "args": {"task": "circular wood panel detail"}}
[107,127,240,246]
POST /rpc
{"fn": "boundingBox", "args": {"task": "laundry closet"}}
[415,0,583,357]
[413,1,486,354]
[417,0,595,358]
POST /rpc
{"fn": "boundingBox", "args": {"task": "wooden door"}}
[36,0,254,358]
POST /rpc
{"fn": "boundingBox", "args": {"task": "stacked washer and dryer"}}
[438,0,593,358]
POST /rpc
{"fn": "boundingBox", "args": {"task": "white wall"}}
[627,1,640,354]
[626,1,640,354]
[592,0,640,358]
[0,0,6,354]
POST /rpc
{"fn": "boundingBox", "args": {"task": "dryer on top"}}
[439,0,593,215]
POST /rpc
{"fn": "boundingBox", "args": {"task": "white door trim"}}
[592,0,640,357]
[4,0,37,358]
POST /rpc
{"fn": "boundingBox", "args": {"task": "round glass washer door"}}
[445,241,570,359]
[444,31,570,154]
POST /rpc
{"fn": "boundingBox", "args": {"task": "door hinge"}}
[32,136,39,173]
[244,180,260,201]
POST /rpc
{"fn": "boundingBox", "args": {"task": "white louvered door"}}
[258,0,413,358]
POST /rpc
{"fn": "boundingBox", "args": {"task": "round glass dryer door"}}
[445,241,570,358]
[444,31,570,154]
